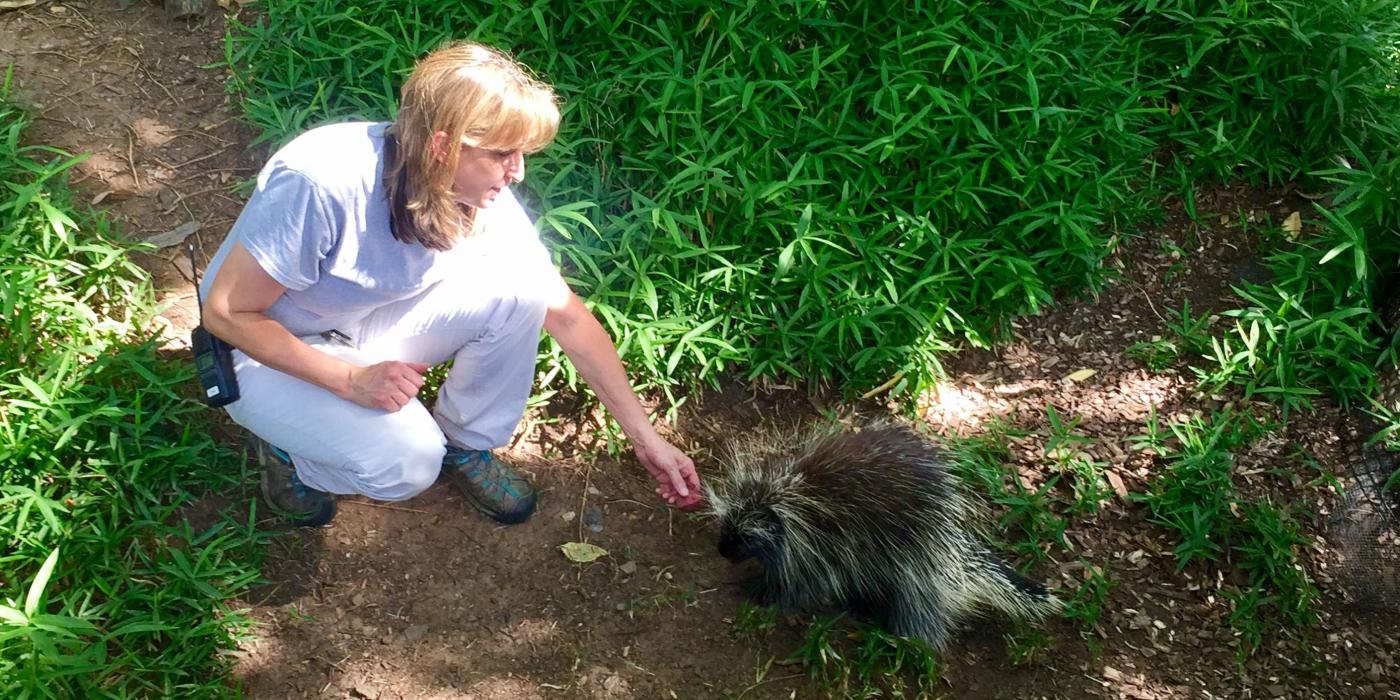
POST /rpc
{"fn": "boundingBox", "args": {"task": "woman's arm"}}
[202,242,428,412]
[543,285,701,503]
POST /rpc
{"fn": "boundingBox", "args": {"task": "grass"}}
[786,614,944,699]
[943,422,1068,567]
[1061,560,1113,648]
[211,2,1146,402]
[0,78,262,696]
[1131,409,1319,659]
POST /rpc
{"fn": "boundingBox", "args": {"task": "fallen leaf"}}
[1065,368,1096,383]
[0,0,37,10]
[131,117,177,148]
[143,221,200,249]
[559,541,608,563]
[1106,470,1129,500]
[1282,211,1302,239]
[90,190,114,205]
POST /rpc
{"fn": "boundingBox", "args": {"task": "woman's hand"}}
[344,361,430,411]
[633,434,703,510]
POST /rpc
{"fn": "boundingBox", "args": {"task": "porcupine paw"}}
[886,598,953,650]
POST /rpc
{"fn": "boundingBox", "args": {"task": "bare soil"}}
[3,3,1397,699]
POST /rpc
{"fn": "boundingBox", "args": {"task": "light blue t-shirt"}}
[201,121,555,339]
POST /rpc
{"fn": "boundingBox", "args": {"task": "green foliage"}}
[1061,560,1113,645]
[1151,0,1400,185]
[1002,623,1053,667]
[222,0,1400,410]
[226,0,1151,401]
[731,601,780,643]
[0,89,261,696]
[943,423,1067,566]
[787,615,944,699]
[1043,406,1113,514]
[1132,409,1318,658]
[1184,186,1395,416]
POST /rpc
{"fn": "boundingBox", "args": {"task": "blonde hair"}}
[386,41,560,250]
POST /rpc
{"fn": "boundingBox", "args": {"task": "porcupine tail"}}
[968,546,1062,620]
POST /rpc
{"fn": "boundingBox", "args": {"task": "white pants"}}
[224,275,548,501]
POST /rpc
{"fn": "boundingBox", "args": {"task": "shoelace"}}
[460,451,523,499]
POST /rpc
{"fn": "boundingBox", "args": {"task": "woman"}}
[201,41,700,526]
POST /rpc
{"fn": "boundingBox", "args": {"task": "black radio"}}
[188,243,240,407]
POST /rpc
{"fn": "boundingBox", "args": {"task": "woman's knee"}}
[355,437,446,501]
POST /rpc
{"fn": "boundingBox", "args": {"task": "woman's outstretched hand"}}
[633,434,704,511]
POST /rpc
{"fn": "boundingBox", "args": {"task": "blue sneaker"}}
[253,437,336,527]
[441,446,537,524]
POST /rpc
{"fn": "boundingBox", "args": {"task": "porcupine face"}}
[717,505,784,564]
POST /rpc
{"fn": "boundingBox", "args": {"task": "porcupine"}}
[705,421,1060,649]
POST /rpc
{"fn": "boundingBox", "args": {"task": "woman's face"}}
[452,143,525,209]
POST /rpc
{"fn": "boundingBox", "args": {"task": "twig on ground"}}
[735,673,805,699]
[340,500,428,515]
[171,145,232,170]
[607,498,656,510]
[124,129,141,190]
[860,370,906,400]
[160,186,224,214]
[137,62,177,106]
[1134,281,1166,324]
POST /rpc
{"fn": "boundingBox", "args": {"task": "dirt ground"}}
[3,3,1399,699]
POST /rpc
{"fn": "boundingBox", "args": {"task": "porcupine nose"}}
[717,531,748,563]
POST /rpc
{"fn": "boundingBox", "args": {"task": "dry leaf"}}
[1106,470,1129,500]
[131,118,178,148]
[0,0,38,10]
[1065,368,1096,383]
[559,541,608,563]
[1281,211,1302,239]
[143,221,201,249]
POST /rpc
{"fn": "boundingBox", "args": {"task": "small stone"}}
[404,625,428,642]
[561,510,577,523]
[615,602,626,611]
[620,561,637,575]
[583,505,604,533]
[603,675,626,693]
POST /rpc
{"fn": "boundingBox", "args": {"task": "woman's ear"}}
[429,130,450,162]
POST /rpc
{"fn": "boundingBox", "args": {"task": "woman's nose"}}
[506,151,525,183]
